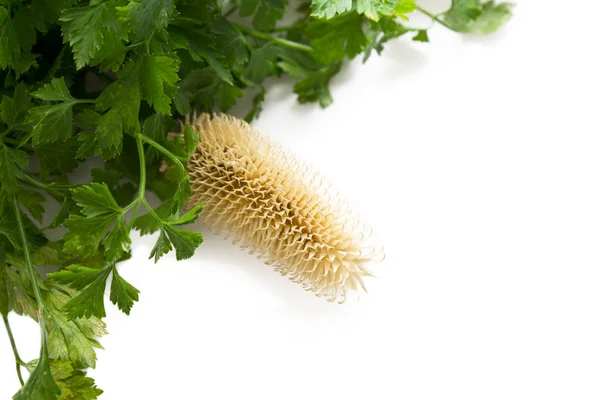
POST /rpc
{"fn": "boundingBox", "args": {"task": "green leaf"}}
[35,138,80,179]
[363,17,410,61]
[18,189,45,224]
[103,215,131,262]
[118,0,175,41]
[149,228,171,262]
[63,214,115,255]
[13,351,62,400]
[150,223,203,262]
[243,43,280,86]
[51,266,111,319]
[0,7,37,75]
[173,68,243,114]
[310,0,352,19]
[413,29,429,42]
[50,360,104,400]
[95,58,141,129]
[356,0,397,21]
[237,0,286,30]
[468,1,513,34]
[394,0,417,20]
[183,124,199,159]
[294,63,341,108]
[109,267,139,315]
[50,265,107,291]
[0,142,28,194]
[1,83,31,128]
[71,183,121,217]
[45,285,107,369]
[443,0,512,33]
[60,1,128,69]
[245,86,266,122]
[306,13,367,64]
[140,54,180,115]
[169,203,204,226]
[24,78,79,146]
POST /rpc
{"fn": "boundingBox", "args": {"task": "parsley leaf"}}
[118,0,175,42]
[140,54,180,115]
[60,1,128,69]
[13,351,62,400]
[237,0,286,31]
[0,143,27,195]
[24,77,80,146]
[443,0,513,34]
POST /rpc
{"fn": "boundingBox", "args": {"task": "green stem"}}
[233,23,313,53]
[139,134,187,173]
[2,137,32,149]
[141,197,162,220]
[127,135,148,230]
[76,99,96,104]
[2,315,26,386]
[415,6,454,30]
[44,46,67,83]
[20,174,68,198]
[12,195,51,377]
[270,23,304,32]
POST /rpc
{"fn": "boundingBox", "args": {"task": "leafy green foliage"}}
[443,0,513,33]
[0,0,512,398]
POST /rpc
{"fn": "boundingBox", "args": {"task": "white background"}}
[2,0,600,398]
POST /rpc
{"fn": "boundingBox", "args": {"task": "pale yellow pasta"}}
[185,114,382,302]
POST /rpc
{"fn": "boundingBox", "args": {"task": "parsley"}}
[0,0,512,398]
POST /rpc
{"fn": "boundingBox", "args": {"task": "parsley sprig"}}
[0,0,512,398]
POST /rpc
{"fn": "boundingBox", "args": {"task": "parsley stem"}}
[12,195,52,381]
[139,134,187,174]
[2,315,26,386]
[127,134,148,230]
[415,6,454,30]
[270,23,304,32]
[233,24,313,53]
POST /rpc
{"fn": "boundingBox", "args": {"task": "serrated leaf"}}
[71,183,121,218]
[183,124,199,159]
[468,1,513,34]
[140,54,180,115]
[13,350,61,400]
[150,222,203,262]
[237,0,286,30]
[102,215,131,262]
[35,138,79,179]
[0,142,28,194]
[24,78,79,146]
[18,189,45,223]
[413,29,429,42]
[394,0,417,19]
[53,266,111,319]
[294,63,341,107]
[109,267,139,315]
[45,285,107,369]
[95,60,141,130]
[243,43,280,86]
[60,1,128,69]
[307,13,367,64]
[169,203,203,226]
[63,214,115,255]
[443,0,512,33]
[1,83,31,128]
[310,0,352,19]
[118,0,175,41]
[356,0,397,21]
[50,360,104,400]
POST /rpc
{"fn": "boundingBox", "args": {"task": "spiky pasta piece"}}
[186,114,382,302]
